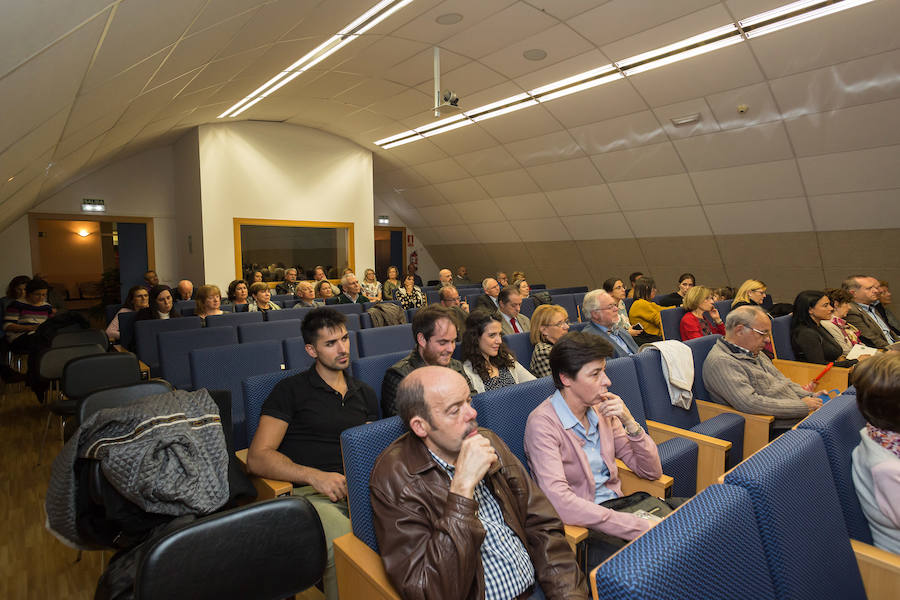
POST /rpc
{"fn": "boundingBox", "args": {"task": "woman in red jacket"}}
[680,285,724,340]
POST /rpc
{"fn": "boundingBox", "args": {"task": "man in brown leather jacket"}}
[370,367,587,600]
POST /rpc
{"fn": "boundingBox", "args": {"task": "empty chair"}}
[136,497,326,600]
[659,307,686,341]
[63,351,142,401]
[723,429,867,600]
[241,369,303,444]
[631,349,744,485]
[266,307,312,322]
[501,332,535,374]
[553,294,580,323]
[349,351,407,412]
[158,327,238,389]
[205,311,264,328]
[355,323,413,357]
[134,317,203,374]
[592,484,776,599]
[190,340,284,449]
[328,303,363,315]
[771,314,794,360]
[52,329,108,348]
[518,297,536,318]
[237,320,302,344]
[79,379,174,424]
[796,395,872,543]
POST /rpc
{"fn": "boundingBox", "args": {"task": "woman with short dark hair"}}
[821,288,864,354]
[395,274,426,310]
[628,276,669,345]
[248,282,280,312]
[106,285,150,341]
[135,285,181,321]
[226,279,249,306]
[460,310,534,393]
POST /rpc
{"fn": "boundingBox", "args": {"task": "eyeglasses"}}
[550,319,570,328]
[600,304,619,311]
[749,326,770,337]
[750,289,767,295]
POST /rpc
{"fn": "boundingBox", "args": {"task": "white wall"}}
[26,145,178,284]
[198,122,374,289]
[0,215,33,291]
[173,129,205,283]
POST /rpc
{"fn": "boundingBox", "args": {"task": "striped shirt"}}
[3,300,53,342]
[429,450,535,600]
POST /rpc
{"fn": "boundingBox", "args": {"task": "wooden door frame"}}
[374,226,407,275]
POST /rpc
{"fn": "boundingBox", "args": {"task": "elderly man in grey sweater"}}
[703,306,822,431]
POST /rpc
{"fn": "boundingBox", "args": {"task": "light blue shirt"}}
[592,321,634,356]
[549,390,617,504]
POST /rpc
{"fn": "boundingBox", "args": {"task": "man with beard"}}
[381,304,476,417]
[247,308,377,600]
[370,367,586,600]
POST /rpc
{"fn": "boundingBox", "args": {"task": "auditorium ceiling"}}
[2,0,899,291]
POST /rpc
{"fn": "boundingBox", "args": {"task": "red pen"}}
[812,362,834,383]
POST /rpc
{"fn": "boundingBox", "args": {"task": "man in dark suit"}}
[843,275,899,349]
[474,277,501,312]
[583,289,639,357]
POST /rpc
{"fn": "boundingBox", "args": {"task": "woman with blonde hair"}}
[732,279,769,310]
[679,285,724,340]
[195,284,224,321]
[529,304,570,377]
[361,268,382,301]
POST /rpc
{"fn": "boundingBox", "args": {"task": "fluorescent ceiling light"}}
[218,0,415,118]
[373,0,871,149]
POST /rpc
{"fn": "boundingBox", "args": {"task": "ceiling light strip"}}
[218,0,415,119]
[374,0,871,148]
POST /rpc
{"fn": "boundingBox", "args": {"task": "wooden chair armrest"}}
[334,533,401,600]
[772,358,851,393]
[647,420,731,492]
[851,539,900,600]
[696,400,773,458]
[235,449,293,499]
[616,460,673,497]
[564,524,588,553]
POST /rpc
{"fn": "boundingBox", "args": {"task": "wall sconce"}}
[77,229,91,237]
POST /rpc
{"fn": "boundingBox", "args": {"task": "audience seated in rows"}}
[791,290,859,367]
[438,285,469,328]
[524,331,671,566]
[821,287,864,354]
[3,278,55,385]
[513,278,531,298]
[250,270,264,283]
[843,275,900,349]
[135,285,181,321]
[628,277,669,345]
[381,305,475,417]
[294,281,323,308]
[529,304,571,377]
[460,310,535,394]
[106,286,149,342]
[275,268,300,296]
[226,279,249,307]
[394,274,426,310]
[382,266,401,302]
[406,263,423,287]
[370,367,586,600]
[173,279,194,302]
[360,268,382,301]
[247,308,377,600]
[656,272,695,307]
[497,288,530,335]
[248,282,280,313]
[195,285,225,321]
[601,278,641,339]
[496,271,509,289]
[316,279,335,300]
[850,352,900,554]
[731,279,769,311]
[438,268,453,287]
[703,306,822,433]
[454,265,471,284]
[475,278,501,312]
[583,289,639,357]
[625,271,643,299]
[313,266,340,296]
[336,273,367,305]
[142,270,159,291]
[680,286,724,341]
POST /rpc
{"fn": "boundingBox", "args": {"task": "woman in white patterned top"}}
[361,268,382,301]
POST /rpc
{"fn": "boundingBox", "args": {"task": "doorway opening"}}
[374,226,406,284]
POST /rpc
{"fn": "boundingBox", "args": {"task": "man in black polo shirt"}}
[247,308,377,600]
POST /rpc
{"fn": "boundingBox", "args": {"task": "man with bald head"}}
[475,277,501,312]
[438,268,454,287]
[173,279,194,301]
[703,306,822,432]
[583,289,639,357]
[370,367,586,600]
[843,275,899,349]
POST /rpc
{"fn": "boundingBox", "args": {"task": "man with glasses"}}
[703,306,821,432]
[583,289,639,357]
[475,277,502,312]
[439,285,469,330]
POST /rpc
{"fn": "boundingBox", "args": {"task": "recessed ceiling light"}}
[671,113,701,127]
[523,49,547,61]
[435,13,462,25]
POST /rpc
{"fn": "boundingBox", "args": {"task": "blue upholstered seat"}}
[241,368,303,444]
[553,294,579,323]
[714,300,732,322]
[723,429,867,599]
[631,349,744,468]
[355,323,413,357]
[329,303,363,315]
[174,300,195,314]
[605,357,699,497]
[158,326,238,389]
[682,334,721,402]
[266,307,312,322]
[659,307,686,341]
[593,484,776,599]
[205,311,264,328]
[796,395,872,543]
[117,310,139,349]
[340,416,406,552]
[771,314,794,360]
[134,316,202,374]
[501,332,534,373]
[518,297,535,318]
[349,350,408,413]
[189,340,284,449]
[237,320,302,343]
